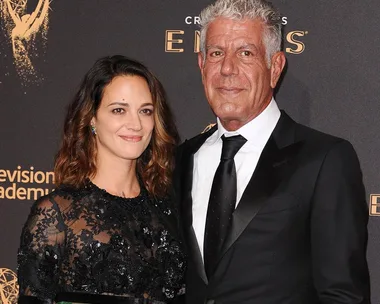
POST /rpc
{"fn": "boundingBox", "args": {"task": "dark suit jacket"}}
[174,111,370,304]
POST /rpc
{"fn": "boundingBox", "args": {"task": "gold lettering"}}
[21,170,30,183]
[0,169,6,182]
[17,165,21,182]
[165,30,184,53]
[46,171,54,184]
[27,187,45,201]
[0,165,54,200]
[370,195,380,216]
[5,183,16,199]
[30,166,34,183]
[286,31,306,54]
[0,185,52,200]
[194,30,200,53]
[6,169,17,183]
[34,171,45,184]
[164,29,307,55]
[17,187,27,200]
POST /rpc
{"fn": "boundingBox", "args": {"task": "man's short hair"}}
[199,0,282,67]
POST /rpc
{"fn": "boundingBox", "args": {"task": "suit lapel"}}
[218,112,304,262]
[181,125,217,285]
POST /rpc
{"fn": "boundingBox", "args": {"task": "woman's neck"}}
[91,156,140,198]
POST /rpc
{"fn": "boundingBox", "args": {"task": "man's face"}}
[198,17,285,131]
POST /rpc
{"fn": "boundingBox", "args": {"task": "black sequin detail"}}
[17,182,186,303]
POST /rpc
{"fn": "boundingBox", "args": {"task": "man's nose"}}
[220,54,238,76]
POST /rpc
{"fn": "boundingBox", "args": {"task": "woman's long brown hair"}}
[54,55,180,197]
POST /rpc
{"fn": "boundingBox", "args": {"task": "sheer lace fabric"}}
[17,182,186,303]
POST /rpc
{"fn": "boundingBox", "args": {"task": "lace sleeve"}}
[17,195,66,303]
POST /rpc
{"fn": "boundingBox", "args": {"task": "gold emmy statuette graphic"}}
[0,268,18,304]
[0,0,50,83]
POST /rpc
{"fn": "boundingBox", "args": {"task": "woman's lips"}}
[119,135,143,142]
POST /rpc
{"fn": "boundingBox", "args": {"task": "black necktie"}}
[204,134,247,278]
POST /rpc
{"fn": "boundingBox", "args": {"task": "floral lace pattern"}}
[17,182,186,303]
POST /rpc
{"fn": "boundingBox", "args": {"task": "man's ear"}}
[270,51,286,89]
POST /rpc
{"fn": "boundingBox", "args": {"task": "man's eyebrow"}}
[237,44,259,53]
[237,43,258,49]
[206,43,259,51]
[206,44,223,51]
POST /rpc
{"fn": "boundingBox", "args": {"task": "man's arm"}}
[311,140,370,304]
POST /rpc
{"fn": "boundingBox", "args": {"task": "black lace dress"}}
[17,182,186,304]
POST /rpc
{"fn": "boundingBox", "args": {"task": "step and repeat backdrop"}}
[0,0,379,303]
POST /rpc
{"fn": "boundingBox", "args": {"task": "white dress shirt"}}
[191,98,281,259]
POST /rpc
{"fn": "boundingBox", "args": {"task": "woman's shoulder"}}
[53,184,88,201]
[32,184,91,214]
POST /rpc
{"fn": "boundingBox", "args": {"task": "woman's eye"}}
[112,108,125,114]
[140,108,153,115]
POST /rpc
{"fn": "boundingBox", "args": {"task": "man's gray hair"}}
[199,0,282,67]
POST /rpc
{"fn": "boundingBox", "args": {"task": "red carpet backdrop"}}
[0,1,379,303]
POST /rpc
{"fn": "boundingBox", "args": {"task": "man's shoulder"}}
[278,116,361,172]
[277,111,351,151]
[295,121,348,146]
[292,120,357,159]
[179,124,217,148]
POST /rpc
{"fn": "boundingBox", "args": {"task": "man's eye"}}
[112,108,125,114]
[209,51,223,57]
[240,50,252,56]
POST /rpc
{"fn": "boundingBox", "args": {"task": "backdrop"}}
[0,1,379,303]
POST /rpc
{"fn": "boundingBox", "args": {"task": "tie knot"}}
[221,135,247,160]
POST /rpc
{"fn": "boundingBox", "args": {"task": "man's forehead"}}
[207,17,264,37]
[206,18,264,46]
[208,16,264,30]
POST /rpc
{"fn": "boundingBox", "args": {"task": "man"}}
[174,0,371,303]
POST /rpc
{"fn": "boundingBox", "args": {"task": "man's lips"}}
[119,135,143,142]
[216,87,244,94]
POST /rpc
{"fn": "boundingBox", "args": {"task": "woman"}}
[17,55,185,304]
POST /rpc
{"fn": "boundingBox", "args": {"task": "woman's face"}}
[91,75,154,162]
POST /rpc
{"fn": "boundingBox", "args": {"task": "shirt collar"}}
[211,98,281,148]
